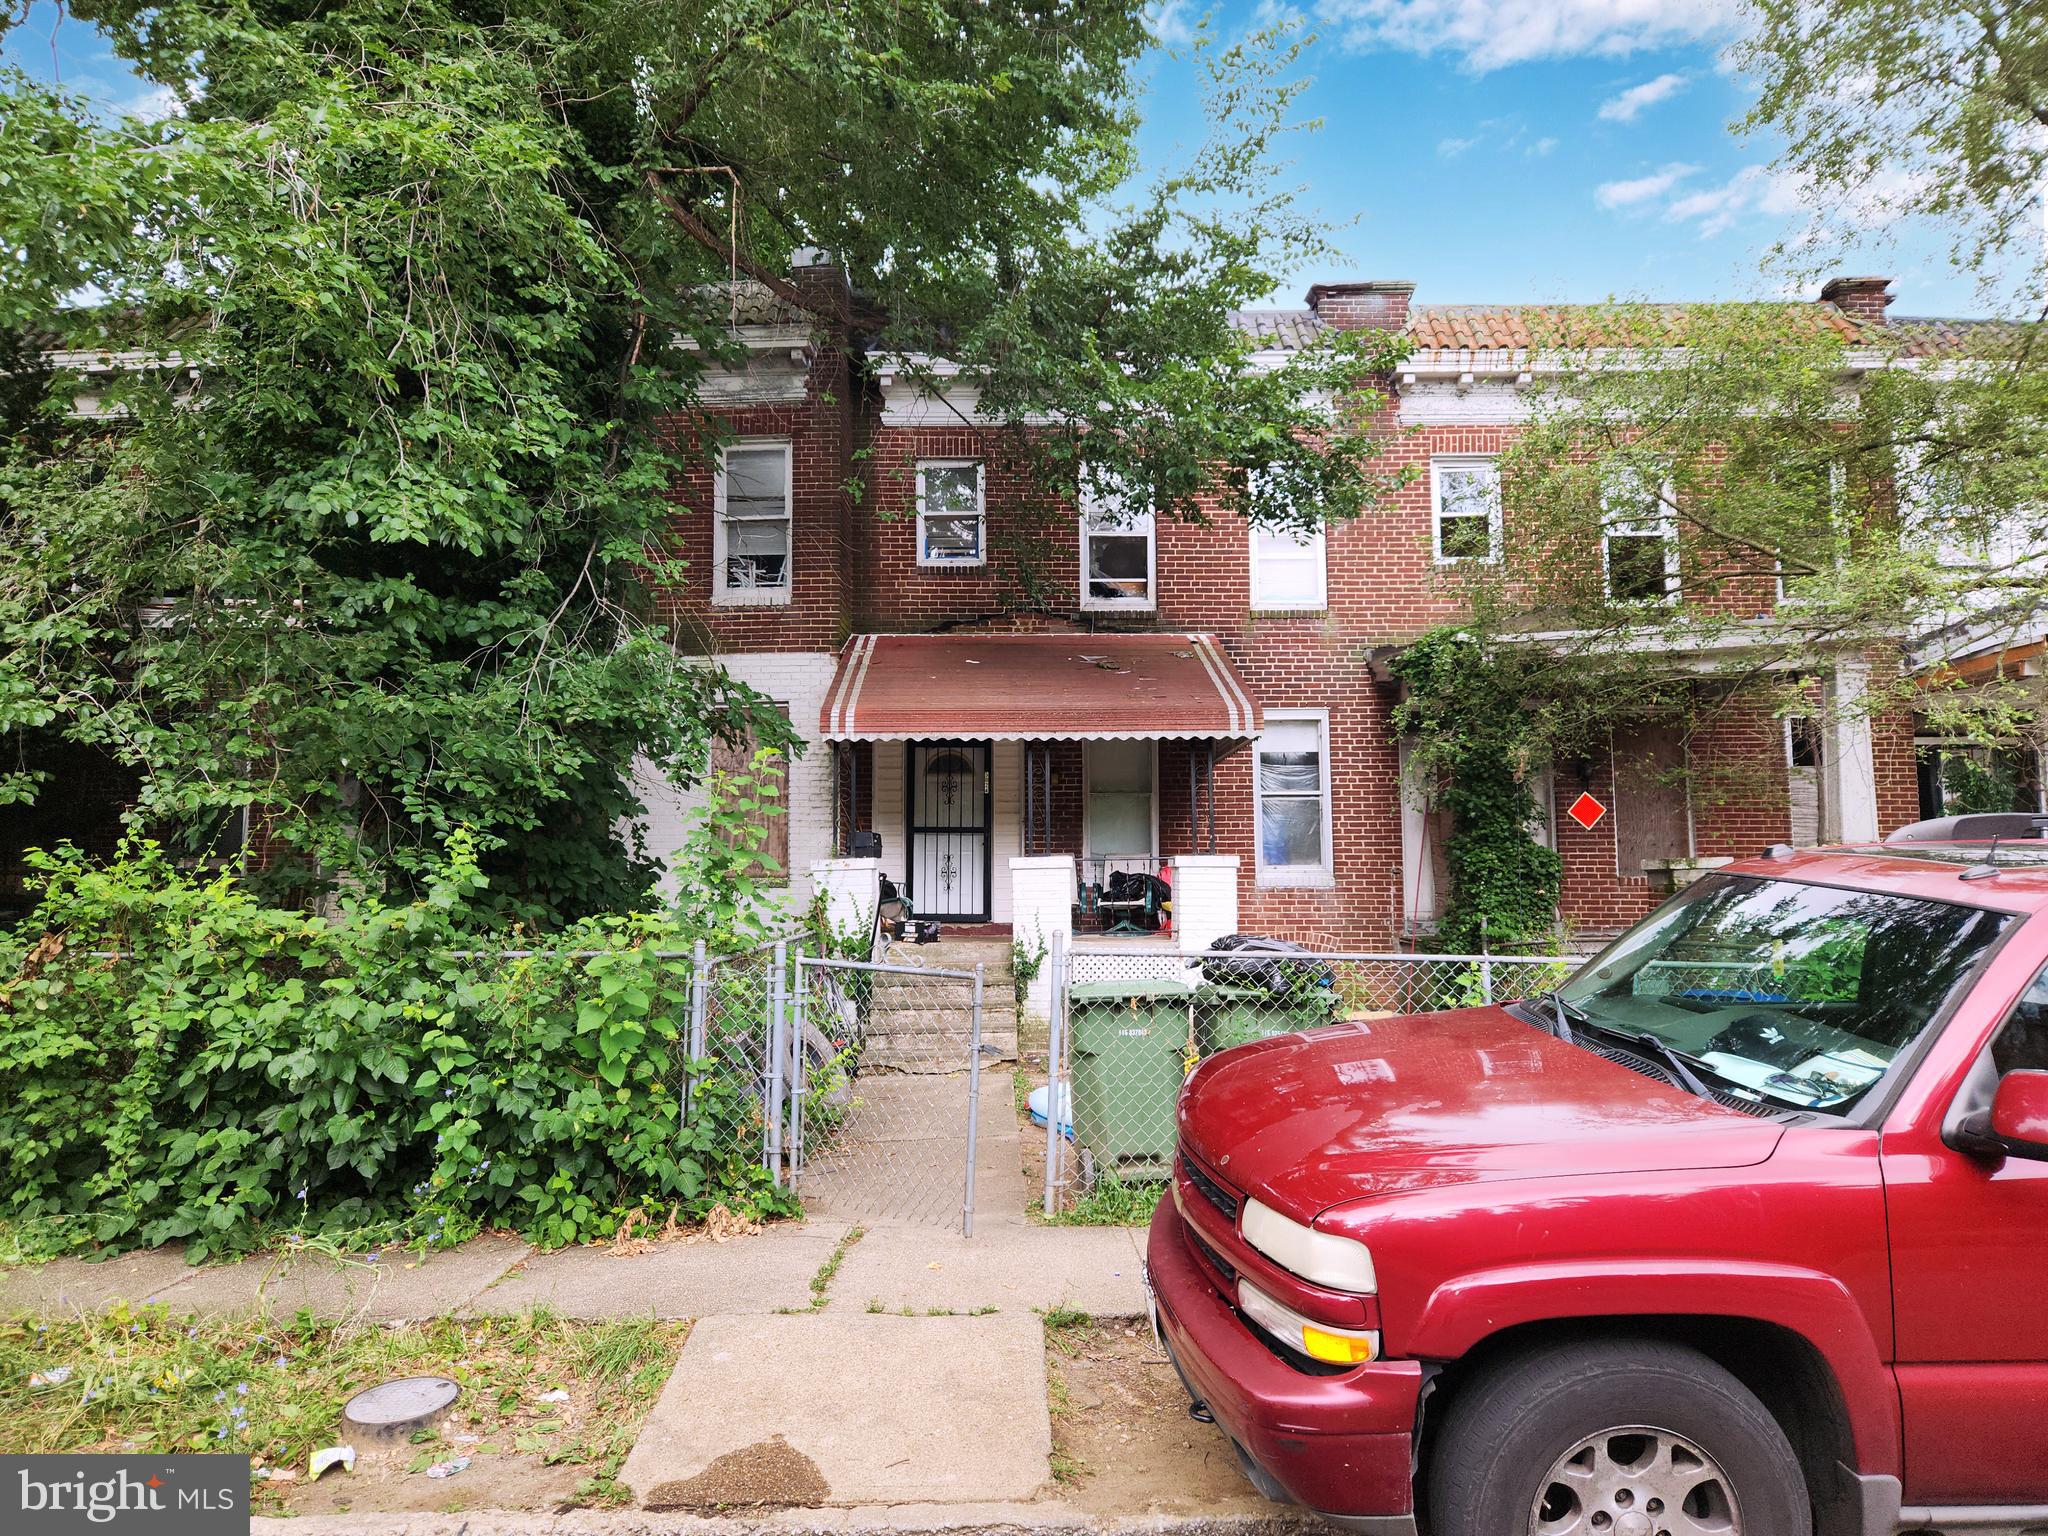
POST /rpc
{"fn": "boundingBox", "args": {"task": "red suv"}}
[1148,826,2048,1536]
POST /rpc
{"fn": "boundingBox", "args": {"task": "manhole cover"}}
[342,1377,460,1445]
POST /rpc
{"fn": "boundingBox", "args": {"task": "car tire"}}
[1426,1337,1810,1536]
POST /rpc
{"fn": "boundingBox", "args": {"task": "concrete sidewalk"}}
[250,1510,1317,1536]
[0,1218,1150,1322]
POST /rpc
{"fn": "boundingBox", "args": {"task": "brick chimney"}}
[790,246,850,324]
[1305,280,1414,333]
[1819,275,1892,326]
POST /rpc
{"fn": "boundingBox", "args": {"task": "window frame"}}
[915,459,987,569]
[1600,473,1680,605]
[1430,454,1503,565]
[1253,708,1334,887]
[712,439,794,608]
[1079,479,1156,612]
[1774,461,1843,604]
[1248,522,1328,611]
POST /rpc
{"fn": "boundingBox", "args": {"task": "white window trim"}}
[175,804,253,871]
[915,459,986,569]
[712,439,793,607]
[1254,708,1335,887]
[1079,503,1156,612]
[1600,480,1680,605]
[1248,523,1328,611]
[1430,454,1502,565]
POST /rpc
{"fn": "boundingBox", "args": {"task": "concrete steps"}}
[864,940,1017,1071]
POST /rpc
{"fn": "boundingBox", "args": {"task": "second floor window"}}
[715,441,792,605]
[917,460,985,567]
[1080,473,1154,610]
[1249,525,1327,610]
[1431,455,1501,563]
[1602,470,1679,604]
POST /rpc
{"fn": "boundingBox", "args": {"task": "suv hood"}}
[1177,1007,1786,1222]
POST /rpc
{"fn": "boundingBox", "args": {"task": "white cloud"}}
[1597,71,1689,123]
[1145,0,1196,46]
[1595,162,1698,209]
[1437,134,1480,158]
[1529,136,1559,157]
[1314,0,1739,72]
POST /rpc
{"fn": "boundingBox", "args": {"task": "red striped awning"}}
[819,633,1262,742]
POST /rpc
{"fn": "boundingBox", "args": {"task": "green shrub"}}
[0,823,798,1259]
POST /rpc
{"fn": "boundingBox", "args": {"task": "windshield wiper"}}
[1572,1016,1722,1101]
[1538,989,1584,1045]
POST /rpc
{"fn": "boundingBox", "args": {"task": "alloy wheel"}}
[1527,1424,1741,1536]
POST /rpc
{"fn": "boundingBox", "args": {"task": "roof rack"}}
[1885,812,2048,845]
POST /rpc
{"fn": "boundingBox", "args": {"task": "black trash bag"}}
[1103,869,1170,930]
[1203,933,1336,999]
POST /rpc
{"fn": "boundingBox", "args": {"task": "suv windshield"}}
[1557,874,2010,1111]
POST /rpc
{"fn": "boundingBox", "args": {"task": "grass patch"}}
[0,1303,684,1510]
[782,1225,864,1313]
[1042,1174,1164,1228]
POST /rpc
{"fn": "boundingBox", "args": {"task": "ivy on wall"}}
[1389,628,1564,954]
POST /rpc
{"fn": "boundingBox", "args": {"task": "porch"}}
[810,631,1261,1000]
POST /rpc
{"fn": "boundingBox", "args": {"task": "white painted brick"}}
[1009,855,1074,1020]
[630,652,840,908]
[1170,854,1240,954]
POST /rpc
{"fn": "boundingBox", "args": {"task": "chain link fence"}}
[1041,943,1575,1215]
[793,955,990,1232]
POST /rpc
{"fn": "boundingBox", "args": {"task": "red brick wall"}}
[653,323,857,655]
[659,335,1917,950]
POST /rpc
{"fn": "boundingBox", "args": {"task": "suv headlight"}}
[1240,1198,1377,1293]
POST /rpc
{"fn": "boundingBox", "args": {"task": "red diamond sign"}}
[1566,791,1608,831]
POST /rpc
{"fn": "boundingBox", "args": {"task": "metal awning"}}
[819,632,1262,742]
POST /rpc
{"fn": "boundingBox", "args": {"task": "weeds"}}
[1041,1174,1163,1228]
[0,1304,683,1509]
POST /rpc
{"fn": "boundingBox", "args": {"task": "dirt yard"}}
[1044,1319,1281,1517]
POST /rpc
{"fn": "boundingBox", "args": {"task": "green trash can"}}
[1068,977,1195,1176]
[1195,979,1339,1055]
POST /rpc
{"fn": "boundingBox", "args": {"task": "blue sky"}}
[4,0,2003,318]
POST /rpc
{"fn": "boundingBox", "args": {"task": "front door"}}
[1084,740,1155,872]
[1887,955,2048,1504]
[907,741,991,923]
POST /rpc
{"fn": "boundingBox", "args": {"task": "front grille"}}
[1182,1153,1241,1222]
[1189,1228,1238,1287]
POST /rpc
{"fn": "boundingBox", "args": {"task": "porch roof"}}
[819,632,1262,742]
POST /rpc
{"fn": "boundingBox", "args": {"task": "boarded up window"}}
[710,703,790,883]
[1612,725,1692,874]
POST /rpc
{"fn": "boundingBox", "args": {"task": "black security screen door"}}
[908,741,992,923]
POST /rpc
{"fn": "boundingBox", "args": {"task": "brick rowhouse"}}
[637,265,1929,950]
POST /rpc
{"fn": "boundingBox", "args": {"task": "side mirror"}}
[1955,1069,2048,1163]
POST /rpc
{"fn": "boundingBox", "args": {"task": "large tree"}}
[0,1,1401,920]
[1418,0,2048,785]
[1739,0,2048,305]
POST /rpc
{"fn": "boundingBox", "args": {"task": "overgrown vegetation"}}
[1390,630,1566,954]
[0,820,799,1260]
[0,0,1403,922]
[0,1304,683,1507]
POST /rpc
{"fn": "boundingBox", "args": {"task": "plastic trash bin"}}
[1068,977,1196,1174]
[1195,979,1338,1055]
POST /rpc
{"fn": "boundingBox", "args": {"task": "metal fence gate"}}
[1040,939,1574,1215]
[792,953,989,1234]
[685,941,989,1235]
